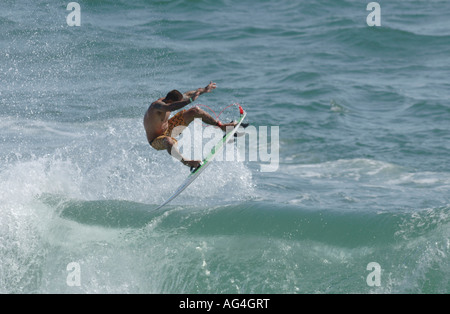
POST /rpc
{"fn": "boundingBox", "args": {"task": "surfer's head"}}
[164,90,183,103]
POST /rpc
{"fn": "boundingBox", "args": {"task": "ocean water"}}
[1,0,449,294]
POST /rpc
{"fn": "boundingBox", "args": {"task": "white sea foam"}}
[282,158,450,187]
[0,115,256,293]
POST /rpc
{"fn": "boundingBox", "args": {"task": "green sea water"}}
[0,0,449,293]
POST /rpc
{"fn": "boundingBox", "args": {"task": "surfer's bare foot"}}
[182,159,201,169]
[218,122,238,132]
[218,121,249,134]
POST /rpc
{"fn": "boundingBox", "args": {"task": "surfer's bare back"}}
[144,82,237,169]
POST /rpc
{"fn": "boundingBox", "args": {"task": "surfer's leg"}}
[183,106,237,131]
[162,137,182,161]
[151,136,182,160]
[160,137,201,169]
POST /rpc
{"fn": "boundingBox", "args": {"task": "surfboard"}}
[152,104,247,212]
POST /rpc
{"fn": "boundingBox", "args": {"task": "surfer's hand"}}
[195,82,215,98]
[204,81,216,93]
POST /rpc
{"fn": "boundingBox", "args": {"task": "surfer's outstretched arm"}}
[152,98,192,113]
[184,81,216,99]
[152,82,213,113]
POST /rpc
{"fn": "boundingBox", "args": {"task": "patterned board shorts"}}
[150,110,188,151]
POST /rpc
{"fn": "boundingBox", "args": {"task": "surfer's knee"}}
[186,106,203,118]
[183,106,200,124]
[162,137,177,154]
[164,137,176,148]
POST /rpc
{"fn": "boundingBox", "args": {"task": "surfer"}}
[144,82,238,169]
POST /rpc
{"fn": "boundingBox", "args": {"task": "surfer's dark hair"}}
[165,90,183,102]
